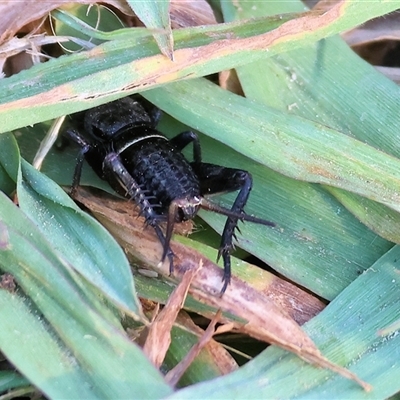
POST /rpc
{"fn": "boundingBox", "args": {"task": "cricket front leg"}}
[103,152,175,273]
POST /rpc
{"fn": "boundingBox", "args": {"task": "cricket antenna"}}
[199,198,275,227]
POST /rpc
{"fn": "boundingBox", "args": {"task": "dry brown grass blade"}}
[261,276,325,326]
[74,187,370,390]
[75,187,324,324]
[174,312,238,375]
[142,265,199,367]
[165,309,222,386]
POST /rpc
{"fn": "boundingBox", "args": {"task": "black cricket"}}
[65,96,274,293]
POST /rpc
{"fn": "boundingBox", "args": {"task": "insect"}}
[65,96,275,293]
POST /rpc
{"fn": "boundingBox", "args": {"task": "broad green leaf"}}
[327,187,400,243]
[144,79,400,213]
[167,245,400,399]
[19,159,142,317]
[0,132,142,317]
[0,191,172,399]
[223,1,400,242]
[0,2,398,132]
[0,290,102,399]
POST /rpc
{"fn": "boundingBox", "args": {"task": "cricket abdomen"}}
[114,127,201,215]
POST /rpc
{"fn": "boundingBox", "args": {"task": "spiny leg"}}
[164,201,180,263]
[219,171,253,291]
[65,128,91,197]
[103,152,174,272]
[193,163,258,292]
[163,196,202,267]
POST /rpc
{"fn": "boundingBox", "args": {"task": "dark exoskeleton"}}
[65,96,275,293]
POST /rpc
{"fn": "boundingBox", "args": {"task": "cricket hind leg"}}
[193,162,270,293]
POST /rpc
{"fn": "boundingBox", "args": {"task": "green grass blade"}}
[0,131,143,317]
[0,290,102,399]
[224,1,400,241]
[0,131,19,195]
[52,4,126,51]
[52,8,154,43]
[327,187,400,243]
[144,79,400,213]
[126,0,173,57]
[143,83,395,298]
[166,245,400,399]
[0,2,398,132]
[0,190,172,398]
[19,159,142,317]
